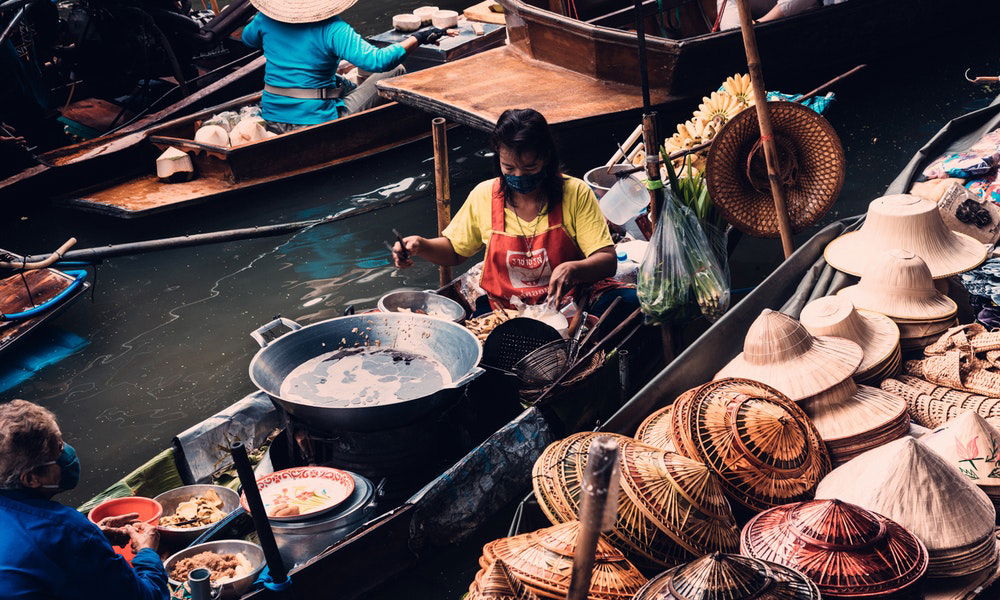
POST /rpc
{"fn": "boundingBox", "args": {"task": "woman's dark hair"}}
[491,108,564,211]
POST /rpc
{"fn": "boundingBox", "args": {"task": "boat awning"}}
[376,46,670,130]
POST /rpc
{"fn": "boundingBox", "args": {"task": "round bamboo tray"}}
[632,552,821,600]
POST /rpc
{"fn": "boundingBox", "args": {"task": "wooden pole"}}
[432,117,453,287]
[735,0,794,258]
[209,0,221,16]
[567,436,620,600]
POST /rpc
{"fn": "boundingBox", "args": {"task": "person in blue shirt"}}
[242,0,447,131]
[0,400,169,600]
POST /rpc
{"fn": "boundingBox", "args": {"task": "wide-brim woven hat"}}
[250,0,359,23]
[467,560,541,600]
[741,499,929,599]
[632,553,821,600]
[825,194,987,278]
[799,295,900,376]
[836,249,958,321]
[715,309,862,401]
[706,101,845,238]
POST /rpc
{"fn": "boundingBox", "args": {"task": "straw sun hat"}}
[632,553,821,600]
[825,194,987,278]
[250,0,358,23]
[836,249,957,321]
[715,309,862,401]
[799,295,899,379]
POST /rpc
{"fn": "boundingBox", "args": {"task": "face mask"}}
[37,443,80,491]
[504,172,545,194]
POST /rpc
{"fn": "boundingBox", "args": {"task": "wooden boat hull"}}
[0,262,90,355]
[59,98,432,218]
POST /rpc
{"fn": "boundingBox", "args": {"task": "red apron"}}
[480,179,583,310]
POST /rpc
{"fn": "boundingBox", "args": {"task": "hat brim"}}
[854,310,901,374]
[825,230,987,279]
[837,285,957,322]
[250,0,359,23]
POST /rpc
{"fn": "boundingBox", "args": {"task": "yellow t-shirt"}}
[443,176,614,258]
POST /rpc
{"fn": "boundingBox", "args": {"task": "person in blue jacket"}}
[0,400,169,600]
[242,0,448,132]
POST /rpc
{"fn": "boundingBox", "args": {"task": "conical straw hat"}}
[715,309,863,401]
[923,411,1000,488]
[824,194,987,278]
[814,437,998,577]
[487,521,648,599]
[632,552,821,600]
[249,0,359,23]
[798,378,908,444]
[469,561,542,600]
[800,295,900,376]
[683,379,831,513]
[836,249,958,321]
[634,405,677,452]
[741,499,929,599]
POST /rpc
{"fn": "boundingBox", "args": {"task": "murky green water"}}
[1,8,999,598]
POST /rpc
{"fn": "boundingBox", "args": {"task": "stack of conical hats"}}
[477,521,648,599]
[798,377,910,465]
[741,499,929,599]
[532,432,740,569]
[632,552,821,600]
[815,437,998,578]
[634,390,701,452]
[669,378,831,513]
[824,194,987,279]
[468,561,541,600]
[923,411,1000,511]
[715,309,863,401]
[837,249,958,351]
[800,295,901,384]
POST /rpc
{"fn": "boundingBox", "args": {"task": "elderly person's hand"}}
[126,522,159,553]
[97,512,140,547]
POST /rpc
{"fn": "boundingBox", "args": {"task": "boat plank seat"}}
[377,46,672,130]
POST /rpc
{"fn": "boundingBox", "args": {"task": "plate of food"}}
[241,467,355,521]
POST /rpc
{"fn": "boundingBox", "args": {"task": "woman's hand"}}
[126,522,159,553]
[98,512,139,547]
[392,236,424,268]
[548,261,579,303]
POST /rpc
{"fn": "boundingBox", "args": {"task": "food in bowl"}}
[160,489,227,528]
[169,550,253,583]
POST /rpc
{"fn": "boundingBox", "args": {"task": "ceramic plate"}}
[241,467,355,521]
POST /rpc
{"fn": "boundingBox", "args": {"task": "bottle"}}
[614,249,638,284]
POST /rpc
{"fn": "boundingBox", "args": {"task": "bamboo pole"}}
[432,117,453,287]
[735,0,794,258]
[567,436,620,600]
[209,0,220,15]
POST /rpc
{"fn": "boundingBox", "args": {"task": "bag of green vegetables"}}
[637,187,730,324]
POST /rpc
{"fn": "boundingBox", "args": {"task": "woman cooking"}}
[393,108,635,316]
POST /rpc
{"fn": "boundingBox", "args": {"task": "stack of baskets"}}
[632,553,821,600]
[666,378,831,514]
[532,432,740,570]
[800,295,901,384]
[474,520,647,599]
[923,411,1000,511]
[815,437,998,579]
[741,499,929,599]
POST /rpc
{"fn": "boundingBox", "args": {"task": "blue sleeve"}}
[58,524,169,600]
[328,19,407,73]
[242,14,263,48]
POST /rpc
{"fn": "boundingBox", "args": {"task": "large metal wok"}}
[248,314,483,432]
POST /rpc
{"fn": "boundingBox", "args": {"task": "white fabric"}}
[717,0,819,30]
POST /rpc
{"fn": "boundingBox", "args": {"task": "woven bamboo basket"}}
[677,378,831,513]
[468,560,542,600]
[483,521,648,600]
[923,411,1000,511]
[824,194,987,279]
[836,249,958,321]
[740,499,929,599]
[815,437,998,578]
[881,376,1000,429]
[715,309,862,401]
[632,552,821,600]
[800,295,901,377]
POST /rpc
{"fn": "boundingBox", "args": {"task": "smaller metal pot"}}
[377,289,466,323]
[154,485,241,546]
[164,540,265,599]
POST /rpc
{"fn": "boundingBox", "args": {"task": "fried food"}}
[170,551,252,583]
[464,309,518,342]
[160,489,227,529]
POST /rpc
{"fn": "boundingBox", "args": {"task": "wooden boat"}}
[0,55,266,204]
[0,255,90,355]
[377,0,1000,130]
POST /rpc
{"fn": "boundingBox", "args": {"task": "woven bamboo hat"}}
[468,561,541,600]
[634,404,677,452]
[799,295,900,377]
[815,437,998,578]
[923,411,1000,507]
[484,521,648,599]
[249,0,359,23]
[836,249,958,321]
[741,499,929,599]
[677,378,831,513]
[715,309,863,401]
[825,194,987,278]
[706,101,845,238]
[798,378,909,465]
[632,553,821,600]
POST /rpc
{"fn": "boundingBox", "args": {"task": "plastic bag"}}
[202,110,240,132]
[637,188,730,324]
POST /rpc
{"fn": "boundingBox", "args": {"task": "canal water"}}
[1,7,998,597]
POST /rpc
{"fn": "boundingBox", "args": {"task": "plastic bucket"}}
[583,164,636,199]
[88,496,162,564]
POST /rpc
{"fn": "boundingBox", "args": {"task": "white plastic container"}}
[599,175,648,225]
